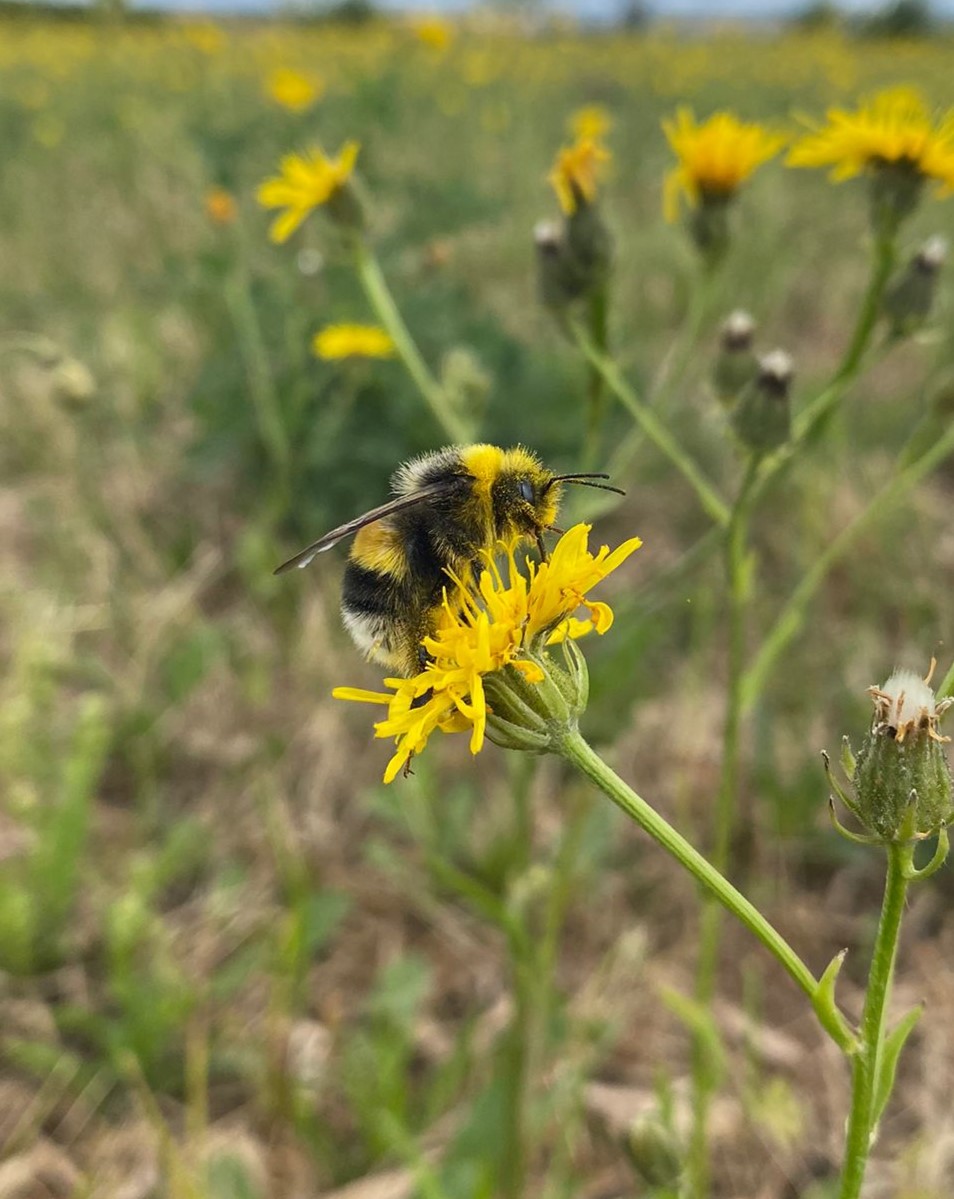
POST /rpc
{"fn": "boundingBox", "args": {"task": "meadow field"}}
[4,12,954,1198]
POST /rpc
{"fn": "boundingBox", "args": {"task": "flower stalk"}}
[351,237,471,443]
[838,845,909,1199]
[569,323,730,527]
[556,729,855,1052]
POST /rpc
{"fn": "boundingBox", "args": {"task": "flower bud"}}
[534,219,585,311]
[853,666,953,842]
[624,1115,684,1190]
[565,199,613,293]
[731,349,793,455]
[710,310,758,407]
[883,235,947,336]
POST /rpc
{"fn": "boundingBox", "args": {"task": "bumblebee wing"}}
[273,481,459,575]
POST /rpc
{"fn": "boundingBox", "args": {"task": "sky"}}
[128,0,954,17]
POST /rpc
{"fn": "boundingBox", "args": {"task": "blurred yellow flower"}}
[333,524,641,782]
[313,324,395,360]
[787,86,954,190]
[549,137,611,215]
[663,108,785,222]
[570,104,612,142]
[205,187,237,225]
[413,17,454,51]
[257,142,359,243]
[266,67,325,113]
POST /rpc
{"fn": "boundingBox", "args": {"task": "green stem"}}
[836,233,897,386]
[688,458,758,1198]
[224,259,291,508]
[557,728,855,1053]
[838,845,908,1199]
[352,237,470,444]
[500,792,588,1199]
[750,232,896,509]
[570,324,730,528]
[742,419,954,713]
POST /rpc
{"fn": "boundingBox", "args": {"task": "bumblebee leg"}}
[536,532,549,563]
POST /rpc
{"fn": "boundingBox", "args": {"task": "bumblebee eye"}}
[518,480,535,504]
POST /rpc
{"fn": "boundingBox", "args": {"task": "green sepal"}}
[872,1004,923,1127]
[841,736,857,783]
[828,798,880,847]
[823,750,863,822]
[813,949,859,1052]
[902,826,950,882]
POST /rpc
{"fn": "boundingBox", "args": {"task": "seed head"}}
[852,662,954,842]
[731,349,793,454]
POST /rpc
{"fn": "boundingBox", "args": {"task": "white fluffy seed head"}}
[869,667,948,741]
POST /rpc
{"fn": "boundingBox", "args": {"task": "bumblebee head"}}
[489,449,562,542]
[458,444,625,548]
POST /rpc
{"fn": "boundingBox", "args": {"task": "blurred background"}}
[3,0,954,1195]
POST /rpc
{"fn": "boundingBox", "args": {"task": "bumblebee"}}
[274,444,622,676]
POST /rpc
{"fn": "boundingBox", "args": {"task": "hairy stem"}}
[352,237,470,443]
[743,419,954,712]
[688,458,758,1198]
[570,324,730,527]
[838,845,908,1199]
[557,729,855,1052]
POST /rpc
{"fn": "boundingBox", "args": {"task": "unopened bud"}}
[853,665,954,842]
[883,235,947,336]
[624,1116,684,1190]
[711,310,758,407]
[566,200,613,292]
[731,349,793,454]
[535,219,583,310]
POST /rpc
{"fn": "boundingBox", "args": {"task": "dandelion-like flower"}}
[788,88,954,230]
[413,17,453,51]
[570,104,612,143]
[662,107,785,223]
[266,67,325,113]
[333,524,641,782]
[313,324,396,361]
[257,142,360,244]
[787,87,954,190]
[549,137,611,215]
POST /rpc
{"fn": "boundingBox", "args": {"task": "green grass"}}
[3,15,954,1197]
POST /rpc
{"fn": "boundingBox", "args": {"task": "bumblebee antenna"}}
[556,478,626,497]
[544,472,625,497]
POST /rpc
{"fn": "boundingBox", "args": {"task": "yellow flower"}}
[257,142,360,244]
[313,324,395,360]
[786,86,954,191]
[413,17,454,51]
[570,104,612,143]
[549,137,612,215]
[266,67,325,113]
[205,187,237,225]
[662,108,785,222]
[333,524,642,782]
